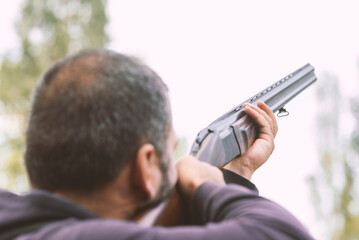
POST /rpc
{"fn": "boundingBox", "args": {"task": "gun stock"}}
[189,63,317,167]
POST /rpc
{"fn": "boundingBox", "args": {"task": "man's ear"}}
[133,144,162,200]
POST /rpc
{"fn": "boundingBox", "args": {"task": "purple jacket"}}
[0,169,314,240]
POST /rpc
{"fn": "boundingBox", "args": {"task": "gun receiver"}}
[189,63,317,167]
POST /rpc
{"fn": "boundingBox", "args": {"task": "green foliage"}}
[173,136,189,162]
[308,71,359,239]
[0,0,109,192]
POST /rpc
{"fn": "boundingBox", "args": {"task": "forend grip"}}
[189,63,317,168]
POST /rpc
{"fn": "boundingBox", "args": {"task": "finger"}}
[257,101,278,135]
[252,104,273,125]
[244,105,271,132]
[244,104,275,142]
[257,101,275,122]
[245,103,273,131]
[245,102,277,137]
[244,102,270,121]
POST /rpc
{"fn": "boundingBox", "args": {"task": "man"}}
[0,49,314,239]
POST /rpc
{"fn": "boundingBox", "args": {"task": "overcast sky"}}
[1,1,359,238]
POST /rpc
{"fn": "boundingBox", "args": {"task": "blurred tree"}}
[173,136,188,162]
[0,0,109,192]
[308,71,359,239]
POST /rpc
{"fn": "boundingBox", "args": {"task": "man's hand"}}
[176,156,225,204]
[152,157,224,226]
[224,101,278,179]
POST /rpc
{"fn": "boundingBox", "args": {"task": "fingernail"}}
[244,102,252,107]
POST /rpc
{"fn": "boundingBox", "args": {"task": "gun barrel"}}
[190,64,317,167]
[260,64,316,112]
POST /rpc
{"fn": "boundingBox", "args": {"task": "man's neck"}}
[54,186,138,220]
[53,165,142,220]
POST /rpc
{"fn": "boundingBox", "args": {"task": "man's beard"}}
[154,152,174,201]
[132,152,175,220]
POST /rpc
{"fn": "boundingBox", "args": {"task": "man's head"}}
[25,49,176,209]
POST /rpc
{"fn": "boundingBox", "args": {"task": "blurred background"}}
[0,0,358,239]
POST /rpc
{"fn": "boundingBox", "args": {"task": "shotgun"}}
[140,63,317,226]
[189,63,317,167]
